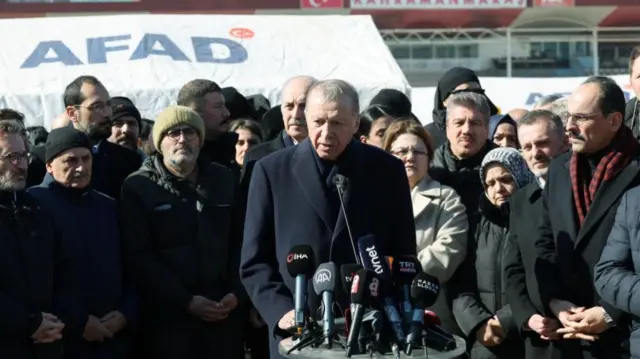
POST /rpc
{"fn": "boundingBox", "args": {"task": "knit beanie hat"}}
[111,96,142,129]
[480,147,534,191]
[45,127,92,163]
[369,89,412,118]
[153,105,205,154]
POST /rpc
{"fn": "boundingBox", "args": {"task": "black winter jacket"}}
[451,195,523,359]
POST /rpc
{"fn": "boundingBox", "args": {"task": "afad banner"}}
[410,75,634,125]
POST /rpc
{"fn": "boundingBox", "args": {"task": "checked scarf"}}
[570,126,638,227]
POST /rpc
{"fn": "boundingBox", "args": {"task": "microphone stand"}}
[334,181,360,266]
[286,320,321,354]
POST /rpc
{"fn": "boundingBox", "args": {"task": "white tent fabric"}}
[0,14,410,128]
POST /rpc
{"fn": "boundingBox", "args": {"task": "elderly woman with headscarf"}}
[488,114,519,149]
[427,67,499,148]
[451,147,533,359]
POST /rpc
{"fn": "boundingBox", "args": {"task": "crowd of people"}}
[3,49,640,359]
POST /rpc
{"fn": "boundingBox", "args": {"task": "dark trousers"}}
[245,325,269,359]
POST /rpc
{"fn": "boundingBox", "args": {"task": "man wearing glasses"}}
[119,106,247,359]
[0,120,75,359]
[58,75,141,200]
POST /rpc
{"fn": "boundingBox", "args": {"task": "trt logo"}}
[314,269,331,283]
[399,261,417,274]
[287,253,308,263]
[350,274,360,294]
[369,277,380,297]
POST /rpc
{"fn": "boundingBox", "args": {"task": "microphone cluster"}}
[284,236,457,358]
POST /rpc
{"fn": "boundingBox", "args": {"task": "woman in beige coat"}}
[383,119,469,338]
[383,119,468,283]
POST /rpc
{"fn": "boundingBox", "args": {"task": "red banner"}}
[300,0,344,8]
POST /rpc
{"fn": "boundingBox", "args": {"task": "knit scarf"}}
[571,126,638,226]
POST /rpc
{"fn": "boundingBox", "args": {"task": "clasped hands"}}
[540,299,610,342]
[31,313,65,344]
[476,316,506,347]
[188,293,238,323]
[83,311,128,342]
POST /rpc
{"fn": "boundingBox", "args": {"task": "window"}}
[575,41,591,57]
[458,44,478,58]
[388,45,410,59]
[435,45,455,59]
[412,45,433,59]
[558,42,570,60]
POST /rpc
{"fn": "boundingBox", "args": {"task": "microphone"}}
[312,262,339,347]
[332,174,360,266]
[340,264,363,320]
[285,245,316,334]
[391,255,420,315]
[357,235,406,353]
[423,313,456,352]
[406,272,440,355]
[346,268,378,357]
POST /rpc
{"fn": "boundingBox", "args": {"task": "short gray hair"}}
[306,79,360,112]
[548,97,569,126]
[446,92,491,123]
[518,110,565,140]
[534,94,564,110]
[283,75,318,90]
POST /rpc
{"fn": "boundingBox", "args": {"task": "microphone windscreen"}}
[313,262,339,295]
[332,174,349,190]
[424,310,442,326]
[350,268,373,304]
[286,245,315,277]
[392,255,420,285]
[340,264,362,295]
[410,272,440,308]
[357,234,392,281]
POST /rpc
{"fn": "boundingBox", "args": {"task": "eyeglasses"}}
[567,111,602,125]
[75,101,112,114]
[165,127,198,141]
[0,152,30,166]
[391,147,428,158]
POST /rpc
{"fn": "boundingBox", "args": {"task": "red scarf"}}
[570,126,638,226]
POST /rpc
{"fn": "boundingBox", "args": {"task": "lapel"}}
[559,157,579,241]
[412,177,442,219]
[331,142,362,243]
[292,140,333,232]
[576,157,640,247]
[270,135,286,152]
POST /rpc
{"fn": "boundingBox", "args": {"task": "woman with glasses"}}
[383,119,468,338]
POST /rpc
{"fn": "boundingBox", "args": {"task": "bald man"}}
[240,75,317,186]
[508,108,529,122]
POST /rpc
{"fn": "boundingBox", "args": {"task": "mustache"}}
[72,172,88,179]
[288,119,306,127]
[568,131,586,141]
[173,146,193,154]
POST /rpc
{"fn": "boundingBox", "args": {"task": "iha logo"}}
[287,253,308,263]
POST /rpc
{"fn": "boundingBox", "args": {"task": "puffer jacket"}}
[451,195,523,359]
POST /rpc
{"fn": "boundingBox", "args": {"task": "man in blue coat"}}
[28,127,136,359]
[240,79,417,359]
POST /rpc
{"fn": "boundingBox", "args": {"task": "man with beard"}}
[534,77,640,359]
[503,110,569,359]
[62,76,141,200]
[428,91,497,340]
[28,127,136,359]
[177,79,240,179]
[120,106,246,359]
[108,96,141,152]
[0,120,76,359]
